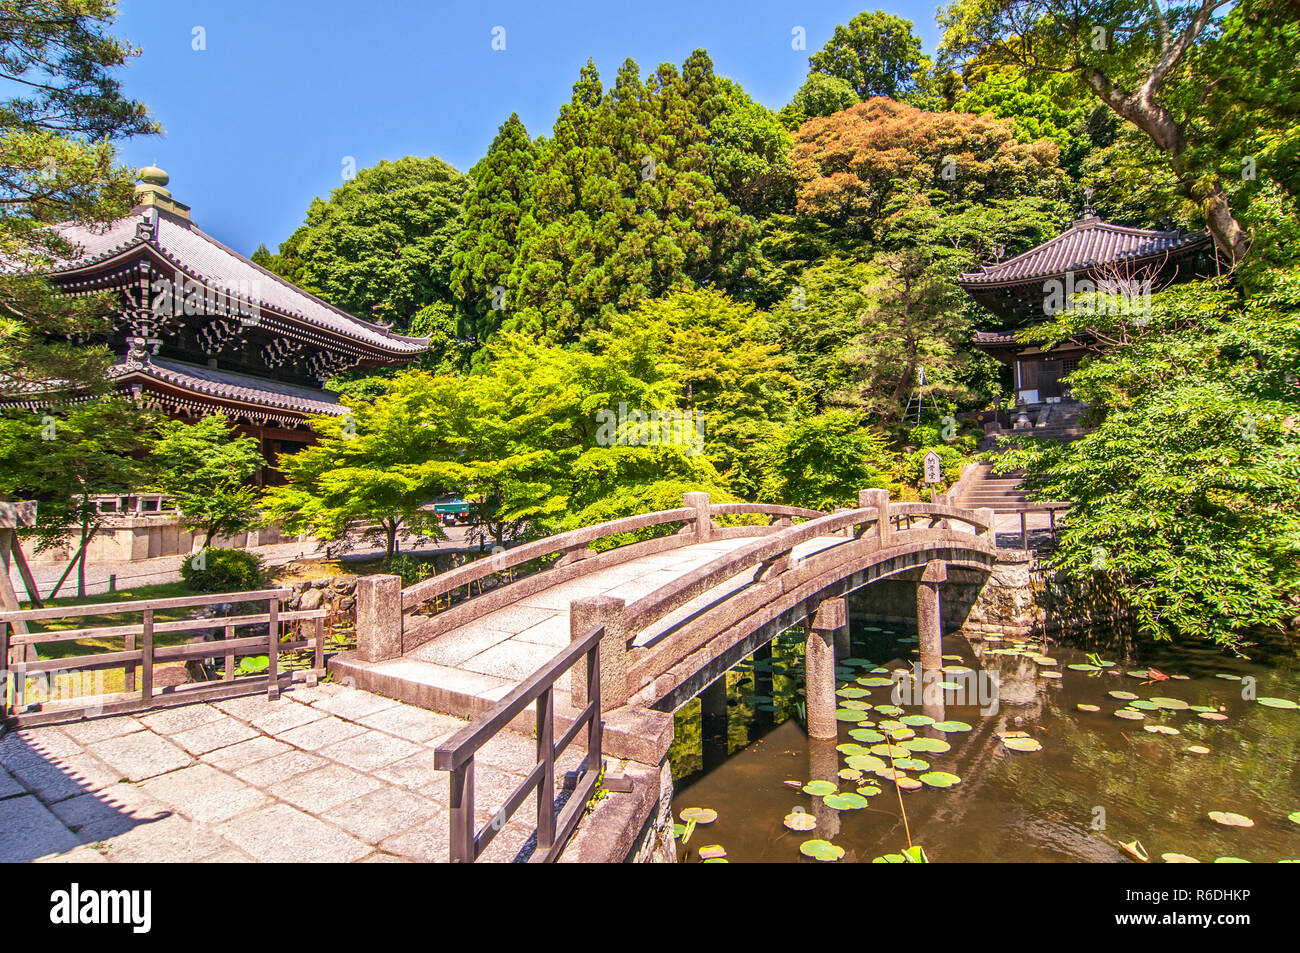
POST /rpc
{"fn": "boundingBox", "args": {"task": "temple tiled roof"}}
[111,355,349,418]
[959,216,1212,287]
[39,207,429,358]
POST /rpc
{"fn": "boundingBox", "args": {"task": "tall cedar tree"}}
[450,113,536,342]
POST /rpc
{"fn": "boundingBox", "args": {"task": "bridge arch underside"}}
[640,541,994,713]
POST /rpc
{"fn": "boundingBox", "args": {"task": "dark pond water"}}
[669,621,1300,863]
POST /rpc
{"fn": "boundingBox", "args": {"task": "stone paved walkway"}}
[0,682,581,863]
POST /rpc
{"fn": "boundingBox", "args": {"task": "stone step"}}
[327,652,671,766]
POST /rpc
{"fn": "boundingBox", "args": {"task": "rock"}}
[311,577,329,589]
[337,596,355,611]
[331,574,357,592]
[300,588,325,610]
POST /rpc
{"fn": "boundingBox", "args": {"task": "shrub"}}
[898,444,967,491]
[180,547,265,592]
[385,552,435,587]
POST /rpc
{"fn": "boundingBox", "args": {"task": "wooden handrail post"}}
[313,615,325,672]
[861,488,891,548]
[587,641,602,772]
[266,598,279,700]
[536,686,556,851]
[1,619,9,720]
[683,491,712,543]
[571,597,628,710]
[140,608,154,702]
[356,573,403,662]
[124,629,135,693]
[224,623,235,680]
[449,758,475,863]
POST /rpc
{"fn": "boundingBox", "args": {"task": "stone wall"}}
[23,517,295,563]
[286,574,357,619]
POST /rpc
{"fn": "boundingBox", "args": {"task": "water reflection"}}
[670,621,1300,863]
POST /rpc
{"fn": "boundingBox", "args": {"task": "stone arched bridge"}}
[329,489,1008,861]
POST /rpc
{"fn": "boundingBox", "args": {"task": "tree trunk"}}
[1084,68,1250,264]
[76,519,89,598]
[385,519,398,559]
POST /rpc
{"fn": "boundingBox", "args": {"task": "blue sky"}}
[112,1,946,255]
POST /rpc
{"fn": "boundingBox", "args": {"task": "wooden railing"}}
[0,589,327,726]
[433,625,604,863]
[1002,502,1070,550]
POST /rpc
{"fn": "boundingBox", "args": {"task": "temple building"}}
[959,208,1214,407]
[8,166,430,482]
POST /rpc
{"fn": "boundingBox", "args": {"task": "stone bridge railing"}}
[353,493,824,662]
[566,489,997,711]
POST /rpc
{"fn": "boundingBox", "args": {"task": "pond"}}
[669,620,1300,863]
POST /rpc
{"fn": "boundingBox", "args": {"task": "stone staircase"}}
[957,463,1030,513]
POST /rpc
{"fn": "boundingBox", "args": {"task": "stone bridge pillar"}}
[570,595,630,712]
[355,573,403,663]
[861,488,891,547]
[683,491,712,543]
[805,597,847,740]
[917,560,946,675]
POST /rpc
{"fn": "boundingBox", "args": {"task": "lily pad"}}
[894,776,923,790]
[823,792,869,810]
[1199,711,1229,722]
[799,839,845,861]
[1150,697,1190,710]
[698,845,727,860]
[1120,839,1149,863]
[1186,745,1211,755]
[836,743,870,755]
[919,770,962,788]
[874,704,904,716]
[1161,853,1200,863]
[800,780,837,797]
[900,714,934,727]
[1257,697,1299,710]
[1129,699,1159,710]
[1289,811,1300,825]
[932,720,972,732]
[855,784,882,797]
[868,743,912,760]
[679,807,717,824]
[902,737,951,754]
[1077,704,1101,712]
[836,686,870,699]
[848,729,886,744]
[1108,690,1139,701]
[1068,663,1101,672]
[845,754,887,773]
[838,768,863,781]
[894,757,930,772]
[1114,709,1145,721]
[1143,724,1181,735]
[783,811,817,832]
[858,676,894,687]
[1003,737,1043,752]
[1208,811,1255,828]
[835,708,867,721]
[1126,670,1150,679]
[885,726,916,741]
[1214,857,1250,863]
[838,699,871,710]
